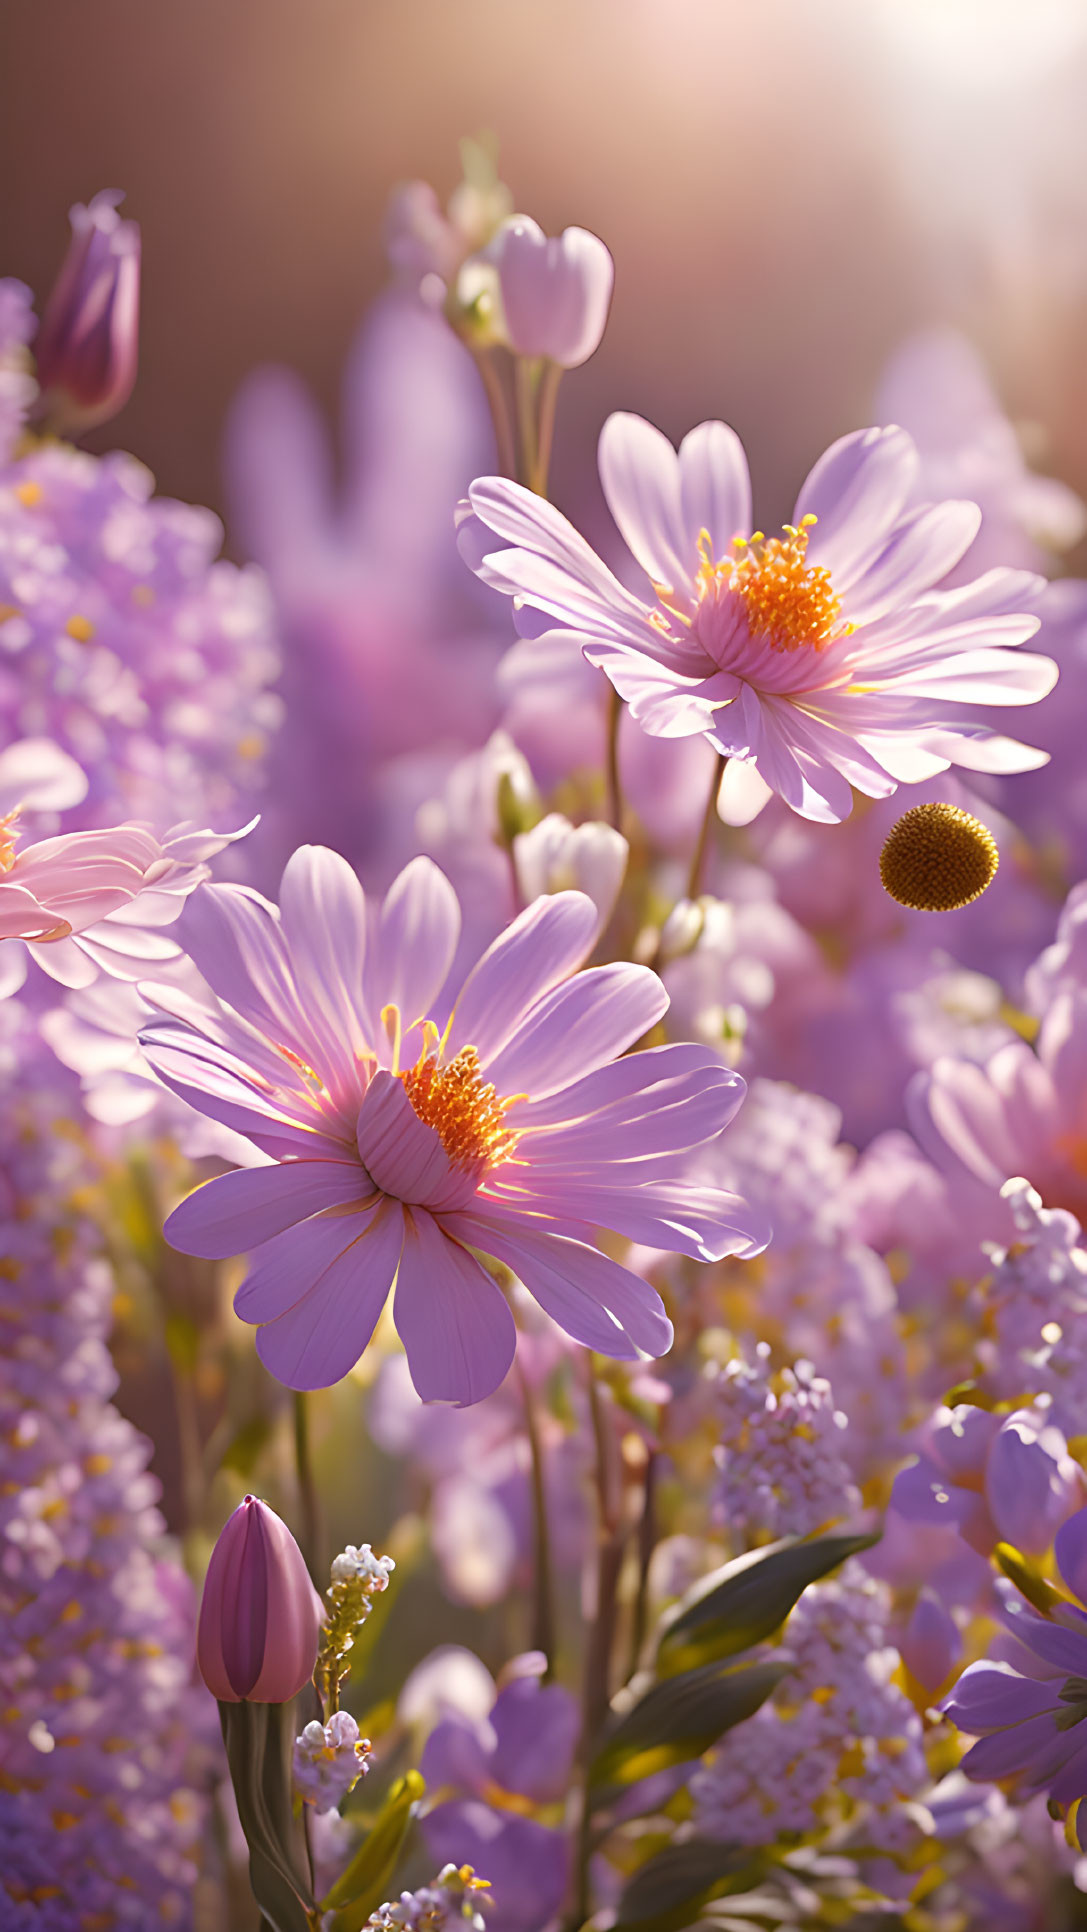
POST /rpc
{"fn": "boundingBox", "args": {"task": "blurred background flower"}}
[3,0,1087,551]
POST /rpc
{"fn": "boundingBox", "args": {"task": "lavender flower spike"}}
[35,190,139,435]
[143,847,765,1406]
[197,1496,324,1703]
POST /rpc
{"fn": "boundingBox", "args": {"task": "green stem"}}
[624,1449,657,1682]
[685,752,727,902]
[531,360,563,496]
[514,356,540,492]
[566,1361,628,1931]
[471,346,517,480]
[293,1391,321,1584]
[518,1356,558,1674]
[604,680,623,833]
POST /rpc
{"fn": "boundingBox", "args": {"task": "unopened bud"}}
[36,190,140,436]
[197,1495,323,1704]
[486,216,614,368]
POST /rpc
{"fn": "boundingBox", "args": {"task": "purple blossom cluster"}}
[710,1344,861,1541]
[0,1001,211,1925]
[0,263,278,845]
[690,1563,928,1850]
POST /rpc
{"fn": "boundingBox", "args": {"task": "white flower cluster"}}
[293,1711,372,1813]
[330,1544,396,1589]
[691,1564,927,1850]
[367,1865,491,1932]
[711,1343,861,1543]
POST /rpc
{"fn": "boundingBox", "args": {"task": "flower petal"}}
[393,1208,517,1405]
[795,425,919,582]
[445,891,599,1066]
[356,1069,479,1212]
[234,1204,384,1323]
[598,412,697,600]
[166,1158,371,1260]
[484,962,668,1099]
[278,845,370,1082]
[253,1199,405,1388]
[369,855,461,1029]
[446,1209,673,1359]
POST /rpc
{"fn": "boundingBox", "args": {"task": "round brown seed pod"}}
[879,802,999,912]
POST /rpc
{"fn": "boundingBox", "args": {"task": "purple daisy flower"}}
[140,845,763,1405]
[942,1506,1087,1842]
[420,1659,578,1932]
[457,413,1057,825]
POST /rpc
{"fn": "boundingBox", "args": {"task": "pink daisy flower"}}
[0,774,250,996]
[140,845,763,1406]
[457,414,1058,824]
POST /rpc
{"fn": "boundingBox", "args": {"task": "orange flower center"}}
[400,1043,520,1172]
[692,515,853,654]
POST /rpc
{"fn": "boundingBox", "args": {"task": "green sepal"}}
[613,1839,758,1932]
[319,1768,426,1929]
[588,1660,786,1797]
[219,1700,316,1932]
[655,1531,879,1678]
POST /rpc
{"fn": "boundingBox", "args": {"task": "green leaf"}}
[614,1840,757,1932]
[588,1660,786,1796]
[219,1701,316,1932]
[655,1532,878,1678]
[320,1768,425,1929]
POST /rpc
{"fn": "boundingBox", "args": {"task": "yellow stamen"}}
[0,809,20,872]
[400,1044,519,1172]
[696,515,854,655]
[64,615,95,643]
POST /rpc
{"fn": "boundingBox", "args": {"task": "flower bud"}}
[486,216,614,368]
[900,1591,960,1693]
[197,1495,324,1703]
[35,190,140,435]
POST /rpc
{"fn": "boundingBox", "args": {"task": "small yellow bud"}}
[879,802,999,913]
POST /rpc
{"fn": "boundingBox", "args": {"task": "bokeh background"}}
[4,0,1087,556]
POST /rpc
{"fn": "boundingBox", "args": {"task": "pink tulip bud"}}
[487,216,614,368]
[35,190,140,435]
[197,1496,324,1704]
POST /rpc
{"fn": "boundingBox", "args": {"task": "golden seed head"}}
[879,802,999,913]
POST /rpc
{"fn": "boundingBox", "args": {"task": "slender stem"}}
[624,1450,657,1683]
[518,1356,558,1673]
[514,356,540,492]
[471,348,517,479]
[566,1361,627,1932]
[293,1391,321,1583]
[583,1367,624,1741]
[604,681,623,833]
[532,360,564,496]
[685,752,727,903]
[302,1804,316,1900]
